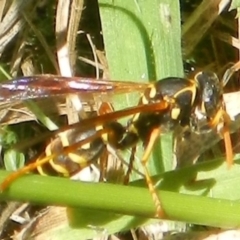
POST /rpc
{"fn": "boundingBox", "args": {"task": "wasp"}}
[0,69,234,218]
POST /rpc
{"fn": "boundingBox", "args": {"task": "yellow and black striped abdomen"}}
[37,128,105,177]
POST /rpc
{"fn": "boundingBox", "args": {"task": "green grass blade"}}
[99,0,183,81]
[99,0,183,174]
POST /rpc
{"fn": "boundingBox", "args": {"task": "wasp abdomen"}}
[38,128,105,176]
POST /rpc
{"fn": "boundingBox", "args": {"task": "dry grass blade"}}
[0,202,21,237]
[0,0,7,21]
[56,0,72,76]
[0,1,35,54]
[22,12,59,73]
[67,0,84,69]
[214,32,240,50]
[56,0,86,123]
[162,230,240,240]
[183,0,231,56]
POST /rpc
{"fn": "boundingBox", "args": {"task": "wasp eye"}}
[203,84,213,101]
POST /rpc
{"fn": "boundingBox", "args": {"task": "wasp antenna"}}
[222,61,240,87]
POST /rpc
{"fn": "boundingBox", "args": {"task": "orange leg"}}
[141,128,166,218]
[0,154,55,191]
[210,109,233,167]
[222,126,233,168]
[222,111,233,168]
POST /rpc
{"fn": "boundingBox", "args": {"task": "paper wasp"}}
[0,68,234,218]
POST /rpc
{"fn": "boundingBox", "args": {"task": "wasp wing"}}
[0,75,148,102]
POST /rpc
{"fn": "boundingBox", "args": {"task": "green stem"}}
[1,170,240,228]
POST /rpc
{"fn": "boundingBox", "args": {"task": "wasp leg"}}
[141,128,166,218]
[0,154,55,191]
[99,149,108,181]
[124,146,136,185]
[98,102,115,181]
[210,109,233,167]
[221,111,233,168]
